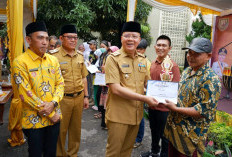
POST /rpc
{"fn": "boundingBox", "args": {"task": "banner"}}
[211,14,232,115]
[211,14,232,78]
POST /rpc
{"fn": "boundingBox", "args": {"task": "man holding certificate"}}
[163,37,221,157]
[141,35,180,157]
[104,21,158,157]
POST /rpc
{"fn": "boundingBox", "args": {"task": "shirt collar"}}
[120,47,139,58]
[60,46,77,57]
[26,48,46,61]
[187,62,210,76]
[155,58,162,64]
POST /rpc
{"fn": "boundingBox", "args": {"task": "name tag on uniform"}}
[29,68,39,72]
[121,64,129,68]
[60,62,68,65]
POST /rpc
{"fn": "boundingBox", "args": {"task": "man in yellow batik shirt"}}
[12,21,64,157]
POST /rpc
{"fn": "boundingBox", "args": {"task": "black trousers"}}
[148,109,169,157]
[23,122,60,157]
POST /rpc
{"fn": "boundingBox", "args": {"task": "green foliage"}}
[37,0,152,47]
[207,122,232,151]
[217,111,230,124]
[203,151,215,157]
[185,13,211,44]
[37,0,95,40]
[0,23,7,38]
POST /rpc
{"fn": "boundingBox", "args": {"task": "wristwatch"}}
[84,95,89,99]
[51,101,58,107]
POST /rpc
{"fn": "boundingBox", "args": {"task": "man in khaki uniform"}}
[104,21,158,157]
[51,24,89,157]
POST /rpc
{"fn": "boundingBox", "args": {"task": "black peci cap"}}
[25,21,47,36]
[121,21,141,34]
[60,24,77,35]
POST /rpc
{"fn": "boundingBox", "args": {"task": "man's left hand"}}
[38,101,54,115]
[83,98,89,109]
[162,100,177,111]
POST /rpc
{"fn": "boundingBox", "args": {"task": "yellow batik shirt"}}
[12,48,64,129]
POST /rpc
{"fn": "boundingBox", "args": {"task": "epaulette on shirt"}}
[77,50,83,56]
[138,52,146,58]
[111,51,121,56]
[49,47,60,54]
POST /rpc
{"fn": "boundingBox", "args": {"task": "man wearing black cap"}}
[51,24,89,157]
[163,37,221,157]
[104,21,158,157]
[12,21,64,156]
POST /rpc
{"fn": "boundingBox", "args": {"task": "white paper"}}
[146,80,178,104]
[94,73,106,85]
[86,65,99,74]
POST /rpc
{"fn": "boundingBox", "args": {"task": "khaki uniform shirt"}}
[105,48,150,125]
[51,46,88,93]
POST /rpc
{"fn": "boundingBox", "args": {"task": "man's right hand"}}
[50,113,60,123]
[144,96,159,107]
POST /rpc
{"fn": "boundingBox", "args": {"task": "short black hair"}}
[137,39,148,49]
[101,40,109,47]
[156,35,171,46]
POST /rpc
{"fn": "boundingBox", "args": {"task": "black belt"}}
[64,91,83,97]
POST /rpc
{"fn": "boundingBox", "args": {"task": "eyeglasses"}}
[122,34,140,40]
[63,36,78,40]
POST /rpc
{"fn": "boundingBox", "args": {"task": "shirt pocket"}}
[77,61,83,69]
[29,68,39,79]
[138,62,147,73]
[119,66,132,80]
[59,62,69,76]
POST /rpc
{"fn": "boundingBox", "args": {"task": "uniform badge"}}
[125,74,129,78]
[160,55,173,81]
[218,18,229,32]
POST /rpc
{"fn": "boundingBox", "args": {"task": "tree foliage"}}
[185,13,211,44]
[0,23,7,38]
[37,0,152,47]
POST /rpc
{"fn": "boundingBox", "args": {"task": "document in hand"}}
[94,73,106,85]
[146,80,178,104]
[86,65,99,74]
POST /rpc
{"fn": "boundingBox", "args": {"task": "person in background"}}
[212,47,228,79]
[51,24,89,157]
[88,40,98,65]
[164,37,221,157]
[83,42,91,64]
[134,38,151,148]
[78,44,85,53]
[93,48,106,119]
[100,40,109,51]
[82,42,94,103]
[55,39,62,49]
[12,21,64,157]
[104,21,158,157]
[48,35,58,51]
[141,35,180,157]
[97,46,119,129]
[88,40,99,111]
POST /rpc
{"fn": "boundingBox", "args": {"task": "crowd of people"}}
[6,20,222,157]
